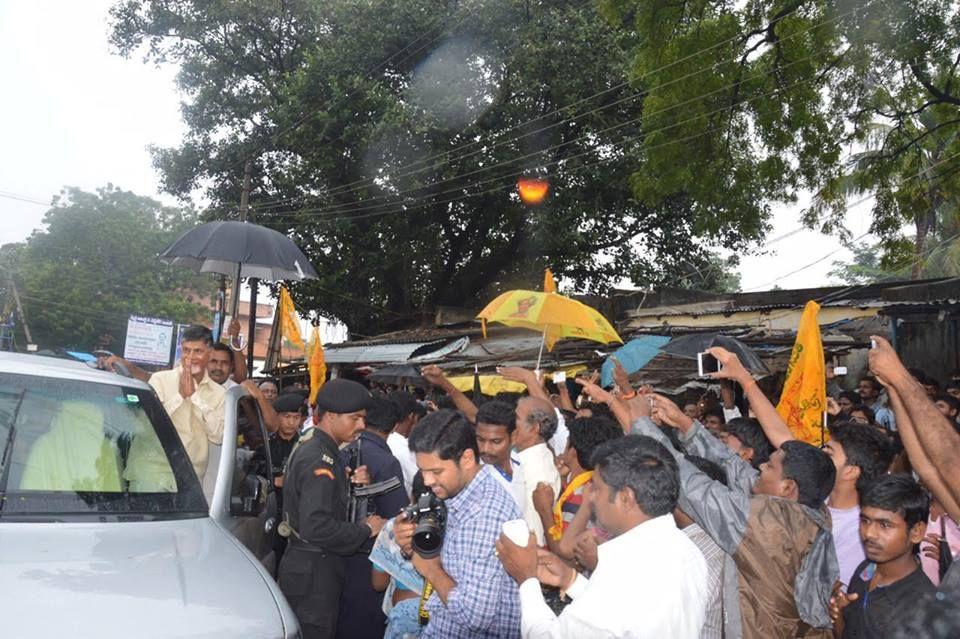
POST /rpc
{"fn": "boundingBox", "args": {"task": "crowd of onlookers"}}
[106,326,960,638]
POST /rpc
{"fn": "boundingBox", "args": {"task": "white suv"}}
[0,352,299,638]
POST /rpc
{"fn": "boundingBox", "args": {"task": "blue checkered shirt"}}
[422,465,523,638]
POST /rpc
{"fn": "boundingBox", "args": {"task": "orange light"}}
[517,177,549,205]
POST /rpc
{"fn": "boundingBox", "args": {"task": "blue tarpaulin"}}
[600,335,672,388]
[65,351,97,363]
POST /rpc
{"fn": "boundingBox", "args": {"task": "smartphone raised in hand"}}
[697,352,721,377]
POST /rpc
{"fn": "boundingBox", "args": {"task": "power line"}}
[0,190,51,207]
[274,1,866,209]
[738,152,960,292]
[272,59,846,223]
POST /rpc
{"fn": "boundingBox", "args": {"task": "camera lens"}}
[413,516,443,558]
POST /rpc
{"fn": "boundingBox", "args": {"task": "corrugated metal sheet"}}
[625,297,960,320]
[325,337,471,364]
[324,342,427,364]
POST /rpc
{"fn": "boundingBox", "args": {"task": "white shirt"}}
[511,442,561,545]
[683,523,724,639]
[549,408,568,454]
[221,378,239,390]
[387,431,418,496]
[519,514,708,639]
[722,406,742,422]
[487,454,523,510]
[828,504,864,586]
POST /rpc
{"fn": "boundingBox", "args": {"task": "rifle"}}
[346,438,403,523]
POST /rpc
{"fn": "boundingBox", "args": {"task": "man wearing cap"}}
[270,393,305,485]
[267,393,304,572]
[277,379,388,639]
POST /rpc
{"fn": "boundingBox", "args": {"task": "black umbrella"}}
[660,333,769,374]
[159,221,318,338]
[367,364,428,388]
[160,221,318,282]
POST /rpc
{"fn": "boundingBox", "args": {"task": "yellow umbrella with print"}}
[476,289,622,370]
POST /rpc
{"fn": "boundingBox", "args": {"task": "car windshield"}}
[0,371,206,520]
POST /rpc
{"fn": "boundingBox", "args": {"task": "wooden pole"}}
[9,277,33,347]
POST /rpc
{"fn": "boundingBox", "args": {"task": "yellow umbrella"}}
[477,289,622,369]
[447,365,589,396]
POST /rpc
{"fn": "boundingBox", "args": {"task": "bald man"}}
[511,396,563,545]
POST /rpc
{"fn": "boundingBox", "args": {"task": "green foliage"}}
[109,0,745,335]
[829,234,960,284]
[601,0,960,262]
[2,186,212,351]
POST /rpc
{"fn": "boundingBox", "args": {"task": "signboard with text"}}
[173,323,189,365]
[123,315,174,366]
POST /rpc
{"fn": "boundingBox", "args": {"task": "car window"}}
[0,372,206,520]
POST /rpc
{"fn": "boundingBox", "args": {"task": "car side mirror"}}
[230,473,268,517]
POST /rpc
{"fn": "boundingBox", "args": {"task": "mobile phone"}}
[833,366,847,376]
[697,352,721,376]
[553,371,566,384]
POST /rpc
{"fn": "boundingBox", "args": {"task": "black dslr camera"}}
[402,492,447,559]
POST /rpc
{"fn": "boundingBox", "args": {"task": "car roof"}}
[0,351,154,391]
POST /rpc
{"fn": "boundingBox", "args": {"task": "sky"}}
[0,1,874,296]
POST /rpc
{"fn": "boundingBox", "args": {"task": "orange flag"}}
[543,268,560,352]
[543,268,557,293]
[278,285,305,351]
[776,300,828,445]
[307,326,327,405]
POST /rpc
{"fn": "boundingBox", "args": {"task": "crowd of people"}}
[104,325,960,638]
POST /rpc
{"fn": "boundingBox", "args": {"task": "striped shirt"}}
[684,523,725,639]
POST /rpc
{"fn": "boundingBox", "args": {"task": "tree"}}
[2,186,212,351]
[811,110,960,277]
[829,235,960,285]
[110,0,747,335]
[600,0,960,268]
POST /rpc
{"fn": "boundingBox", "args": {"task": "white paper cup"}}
[502,519,530,546]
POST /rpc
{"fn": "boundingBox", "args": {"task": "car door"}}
[209,385,279,572]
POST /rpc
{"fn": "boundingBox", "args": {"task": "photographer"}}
[394,410,522,638]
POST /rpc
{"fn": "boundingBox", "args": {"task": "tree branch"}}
[909,60,960,107]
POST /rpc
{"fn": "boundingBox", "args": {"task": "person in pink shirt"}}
[921,496,960,585]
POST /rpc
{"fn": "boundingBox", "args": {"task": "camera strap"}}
[418,581,434,626]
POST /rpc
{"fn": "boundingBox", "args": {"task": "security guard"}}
[277,379,387,639]
[267,393,304,573]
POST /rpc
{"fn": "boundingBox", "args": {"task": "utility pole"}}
[8,277,33,348]
[241,158,259,372]
[239,158,252,221]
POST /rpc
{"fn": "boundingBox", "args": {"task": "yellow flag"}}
[278,286,305,351]
[307,326,327,405]
[543,268,560,351]
[776,301,827,445]
[543,268,557,294]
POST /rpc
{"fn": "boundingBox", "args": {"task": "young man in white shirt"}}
[511,396,562,545]
[497,434,708,639]
[386,391,421,496]
[822,422,895,586]
[474,400,522,507]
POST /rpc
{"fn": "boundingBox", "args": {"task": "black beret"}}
[314,379,373,414]
[273,393,305,413]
